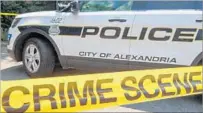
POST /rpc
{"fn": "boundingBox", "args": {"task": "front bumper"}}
[7,26,21,61]
[7,48,16,60]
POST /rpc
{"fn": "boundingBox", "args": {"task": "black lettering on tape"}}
[82,80,97,105]
[68,81,96,107]
[139,75,160,98]
[67,82,79,107]
[59,83,66,108]
[173,73,192,95]
[158,74,175,97]
[2,86,30,113]
[33,84,57,111]
[121,76,141,101]
[189,72,202,93]
[97,79,117,104]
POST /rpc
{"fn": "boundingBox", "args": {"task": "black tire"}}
[22,38,55,77]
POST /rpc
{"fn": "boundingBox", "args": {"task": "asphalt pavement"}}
[1,41,202,112]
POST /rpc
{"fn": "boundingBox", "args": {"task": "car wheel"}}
[22,38,55,77]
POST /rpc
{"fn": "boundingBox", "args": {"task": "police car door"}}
[61,0,135,69]
[129,1,202,69]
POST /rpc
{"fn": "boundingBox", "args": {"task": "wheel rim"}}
[24,44,40,73]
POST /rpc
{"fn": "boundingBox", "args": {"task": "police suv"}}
[7,1,203,77]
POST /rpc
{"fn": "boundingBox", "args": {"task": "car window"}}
[80,0,133,12]
[132,1,203,10]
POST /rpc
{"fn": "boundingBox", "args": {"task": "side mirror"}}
[57,1,79,13]
[70,1,79,14]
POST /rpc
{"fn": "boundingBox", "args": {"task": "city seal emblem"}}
[49,25,60,35]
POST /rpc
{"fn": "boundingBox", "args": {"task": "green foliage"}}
[1,1,56,41]
[1,1,56,29]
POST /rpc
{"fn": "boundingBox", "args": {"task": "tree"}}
[1,1,56,29]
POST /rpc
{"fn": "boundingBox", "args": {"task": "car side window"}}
[80,0,133,12]
[132,1,203,10]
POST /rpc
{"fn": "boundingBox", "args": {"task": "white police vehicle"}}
[7,1,203,77]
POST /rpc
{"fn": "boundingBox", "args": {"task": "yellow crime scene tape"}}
[1,66,202,112]
[0,13,18,16]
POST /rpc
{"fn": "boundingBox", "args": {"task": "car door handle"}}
[109,19,126,22]
[196,19,202,23]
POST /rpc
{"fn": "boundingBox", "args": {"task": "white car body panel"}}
[129,10,202,65]
[61,11,135,58]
